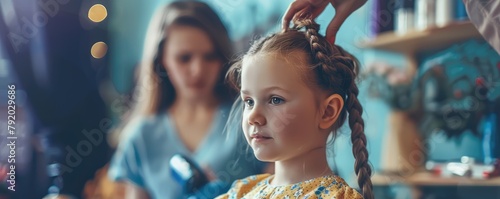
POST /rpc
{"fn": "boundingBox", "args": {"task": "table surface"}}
[372,172,500,187]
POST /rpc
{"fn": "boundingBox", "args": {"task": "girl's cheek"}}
[270,106,294,127]
[241,114,250,132]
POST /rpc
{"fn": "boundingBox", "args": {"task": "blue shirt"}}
[108,104,264,198]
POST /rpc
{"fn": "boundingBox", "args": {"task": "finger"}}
[282,0,311,31]
[293,7,313,22]
[300,1,329,21]
[325,11,348,44]
[326,0,367,43]
[309,0,327,6]
[310,1,329,19]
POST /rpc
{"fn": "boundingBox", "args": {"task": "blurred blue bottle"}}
[455,0,468,20]
[170,154,209,194]
[482,103,499,165]
[170,154,230,199]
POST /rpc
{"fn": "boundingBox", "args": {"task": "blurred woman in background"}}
[107,1,264,198]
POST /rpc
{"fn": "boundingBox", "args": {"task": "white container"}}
[396,8,415,35]
[416,0,436,30]
[435,0,455,27]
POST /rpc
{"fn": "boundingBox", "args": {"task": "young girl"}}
[217,19,373,199]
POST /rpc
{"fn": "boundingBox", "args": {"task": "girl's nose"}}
[248,106,266,126]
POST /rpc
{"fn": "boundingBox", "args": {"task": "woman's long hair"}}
[134,1,234,116]
[113,1,235,143]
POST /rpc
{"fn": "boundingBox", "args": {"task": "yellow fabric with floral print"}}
[215,174,363,199]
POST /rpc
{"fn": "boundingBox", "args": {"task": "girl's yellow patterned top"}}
[216,174,363,199]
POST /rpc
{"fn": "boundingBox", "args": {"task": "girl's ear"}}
[318,94,344,130]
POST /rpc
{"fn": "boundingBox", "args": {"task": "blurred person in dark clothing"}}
[0,0,111,198]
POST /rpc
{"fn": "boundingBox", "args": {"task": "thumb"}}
[326,13,348,44]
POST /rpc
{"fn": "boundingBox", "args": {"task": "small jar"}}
[395,0,415,34]
[416,0,436,30]
[436,0,455,27]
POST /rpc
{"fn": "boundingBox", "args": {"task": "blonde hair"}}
[226,19,373,199]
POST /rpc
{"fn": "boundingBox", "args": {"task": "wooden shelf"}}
[372,172,500,187]
[358,21,483,55]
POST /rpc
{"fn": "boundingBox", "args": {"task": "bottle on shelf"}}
[415,0,436,30]
[482,102,499,165]
[395,0,415,34]
[455,0,468,21]
[436,0,455,27]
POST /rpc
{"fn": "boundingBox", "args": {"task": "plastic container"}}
[416,0,436,30]
[436,0,455,27]
[395,0,415,34]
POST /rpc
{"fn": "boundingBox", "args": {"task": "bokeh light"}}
[91,41,108,59]
[88,4,107,23]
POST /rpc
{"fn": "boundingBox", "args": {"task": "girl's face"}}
[240,52,328,162]
[163,25,222,101]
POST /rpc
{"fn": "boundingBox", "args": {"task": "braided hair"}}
[226,19,373,199]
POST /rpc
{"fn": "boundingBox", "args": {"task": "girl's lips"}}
[252,136,273,143]
[250,134,273,143]
[250,134,272,139]
[252,136,272,139]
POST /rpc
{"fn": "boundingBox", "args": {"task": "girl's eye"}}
[244,99,254,108]
[270,97,284,105]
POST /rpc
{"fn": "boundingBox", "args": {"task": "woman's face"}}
[163,25,222,101]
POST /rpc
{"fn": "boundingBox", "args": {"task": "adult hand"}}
[282,0,367,44]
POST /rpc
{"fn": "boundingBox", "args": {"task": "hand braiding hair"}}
[295,19,373,199]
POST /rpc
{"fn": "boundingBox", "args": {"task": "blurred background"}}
[0,0,499,198]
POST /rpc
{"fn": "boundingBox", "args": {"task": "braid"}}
[295,20,338,90]
[297,19,373,199]
[347,81,373,199]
